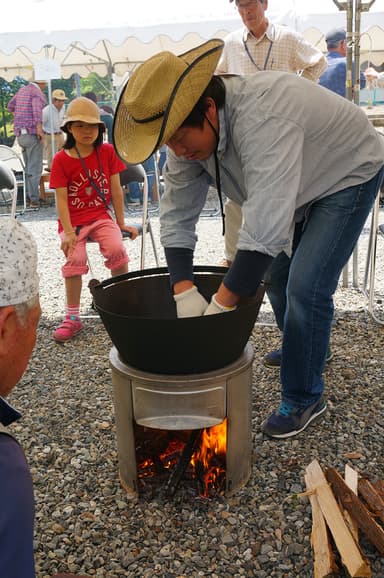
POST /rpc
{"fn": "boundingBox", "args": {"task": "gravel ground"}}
[6,203,384,578]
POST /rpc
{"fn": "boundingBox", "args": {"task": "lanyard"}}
[74,145,109,210]
[242,31,273,71]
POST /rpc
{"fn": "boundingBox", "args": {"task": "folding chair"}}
[362,193,384,324]
[0,161,18,218]
[119,163,159,269]
[0,145,26,215]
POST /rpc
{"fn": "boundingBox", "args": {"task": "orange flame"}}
[192,420,227,467]
[136,420,227,496]
[191,420,227,496]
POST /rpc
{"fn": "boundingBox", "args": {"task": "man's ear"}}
[206,97,218,120]
[0,306,17,355]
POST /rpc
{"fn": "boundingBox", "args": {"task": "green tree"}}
[79,73,113,107]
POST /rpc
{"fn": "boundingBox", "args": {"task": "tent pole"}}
[341,0,354,286]
[44,46,56,169]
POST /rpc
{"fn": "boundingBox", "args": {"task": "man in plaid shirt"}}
[8,79,47,208]
[216,0,327,271]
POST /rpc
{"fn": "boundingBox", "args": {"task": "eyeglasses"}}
[236,0,262,9]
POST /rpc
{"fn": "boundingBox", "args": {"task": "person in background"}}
[49,97,139,343]
[216,0,326,267]
[0,218,40,578]
[0,218,92,578]
[364,65,384,88]
[83,91,114,144]
[113,40,384,439]
[42,88,67,170]
[7,76,47,208]
[319,28,366,97]
[364,66,384,207]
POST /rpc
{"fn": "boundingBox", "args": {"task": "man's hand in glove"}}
[174,286,208,318]
[204,293,237,315]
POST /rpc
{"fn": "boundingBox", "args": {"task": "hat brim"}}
[61,116,106,133]
[113,39,224,165]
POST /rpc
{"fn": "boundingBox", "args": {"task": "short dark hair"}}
[83,91,98,104]
[180,76,226,129]
[63,123,104,149]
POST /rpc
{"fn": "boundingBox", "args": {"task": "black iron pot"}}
[90,266,265,375]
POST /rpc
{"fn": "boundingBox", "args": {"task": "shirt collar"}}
[0,397,22,427]
[244,21,275,43]
[327,51,343,59]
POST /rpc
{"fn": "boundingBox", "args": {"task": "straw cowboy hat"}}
[113,38,224,165]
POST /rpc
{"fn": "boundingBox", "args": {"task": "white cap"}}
[0,218,39,306]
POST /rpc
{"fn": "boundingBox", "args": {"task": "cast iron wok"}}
[90,266,264,375]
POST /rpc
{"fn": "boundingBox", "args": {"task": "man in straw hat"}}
[42,88,68,170]
[113,39,384,439]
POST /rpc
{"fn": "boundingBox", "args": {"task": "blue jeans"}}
[265,167,384,408]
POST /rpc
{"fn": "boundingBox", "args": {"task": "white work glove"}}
[174,286,208,318]
[204,293,237,316]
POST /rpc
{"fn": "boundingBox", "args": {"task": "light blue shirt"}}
[160,73,384,257]
[319,51,366,97]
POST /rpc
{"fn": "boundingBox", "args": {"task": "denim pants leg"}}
[17,134,44,203]
[128,180,141,201]
[265,221,304,331]
[278,167,384,408]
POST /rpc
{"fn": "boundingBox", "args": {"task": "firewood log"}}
[306,460,371,578]
[305,472,339,578]
[326,468,384,557]
[358,478,384,524]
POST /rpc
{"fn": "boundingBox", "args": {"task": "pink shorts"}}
[61,219,129,278]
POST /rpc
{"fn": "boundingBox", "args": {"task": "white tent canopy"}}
[0,0,383,81]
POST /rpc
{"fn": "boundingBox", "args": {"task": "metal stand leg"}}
[362,194,383,324]
[140,172,159,269]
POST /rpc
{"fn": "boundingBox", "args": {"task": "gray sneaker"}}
[261,397,327,439]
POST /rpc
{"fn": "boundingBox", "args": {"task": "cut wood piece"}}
[326,467,384,557]
[345,464,359,542]
[373,479,384,501]
[358,478,384,524]
[305,472,338,578]
[305,460,371,578]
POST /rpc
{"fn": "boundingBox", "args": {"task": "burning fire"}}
[191,420,227,497]
[136,420,227,497]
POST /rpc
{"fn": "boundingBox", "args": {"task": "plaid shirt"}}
[8,83,46,136]
[216,23,327,81]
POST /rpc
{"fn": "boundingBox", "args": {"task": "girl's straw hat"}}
[61,97,105,133]
[113,39,224,165]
